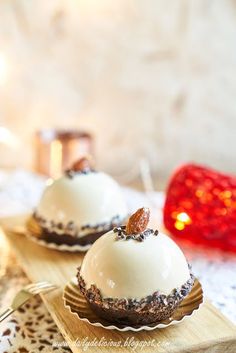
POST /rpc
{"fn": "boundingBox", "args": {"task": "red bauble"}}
[163,164,236,251]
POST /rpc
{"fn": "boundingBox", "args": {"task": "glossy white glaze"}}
[80,231,190,299]
[36,172,127,233]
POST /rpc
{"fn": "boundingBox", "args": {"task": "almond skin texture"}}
[71,157,91,172]
[126,207,150,234]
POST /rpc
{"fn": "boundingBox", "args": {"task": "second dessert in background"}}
[27,157,128,247]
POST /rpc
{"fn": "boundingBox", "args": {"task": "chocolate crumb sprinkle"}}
[77,266,194,314]
[114,226,159,242]
[32,213,126,239]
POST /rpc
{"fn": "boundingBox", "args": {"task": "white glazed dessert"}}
[28,157,128,246]
[80,230,190,299]
[37,172,127,230]
[77,207,194,325]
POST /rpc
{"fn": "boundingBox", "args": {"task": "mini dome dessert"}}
[77,207,194,325]
[27,157,128,247]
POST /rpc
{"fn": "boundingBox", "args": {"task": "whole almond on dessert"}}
[126,207,150,234]
[71,157,91,172]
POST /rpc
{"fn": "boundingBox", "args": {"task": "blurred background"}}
[0,4,236,348]
[0,0,235,187]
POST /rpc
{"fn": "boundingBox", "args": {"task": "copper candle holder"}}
[35,129,93,178]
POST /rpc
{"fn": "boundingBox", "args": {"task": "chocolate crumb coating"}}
[114,226,159,242]
[29,213,126,246]
[37,228,111,246]
[65,169,97,179]
[76,266,195,325]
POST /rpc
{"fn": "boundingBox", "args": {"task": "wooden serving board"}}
[1,215,236,353]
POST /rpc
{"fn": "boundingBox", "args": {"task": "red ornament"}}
[163,164,236,251]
